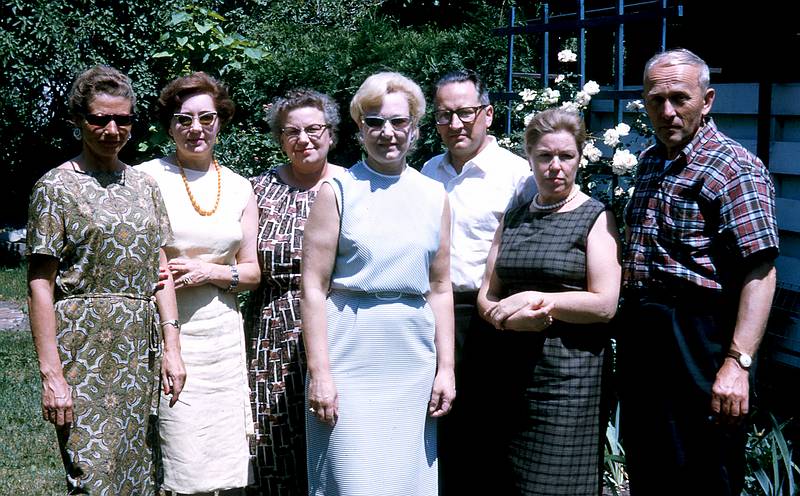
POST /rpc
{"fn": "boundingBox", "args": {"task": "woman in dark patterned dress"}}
[26,66,186,495]
[246,89,343,495]
[477,108,621,495]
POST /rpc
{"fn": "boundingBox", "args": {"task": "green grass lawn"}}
[0,331,63,494]
[0,263,27,302]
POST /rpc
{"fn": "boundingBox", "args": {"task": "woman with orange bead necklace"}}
[137,72,260,495]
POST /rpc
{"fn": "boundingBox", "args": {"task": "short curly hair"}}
[68,65,136,121]
[266,89,340,146]
[157,72,235,130]
[524,108,587,157]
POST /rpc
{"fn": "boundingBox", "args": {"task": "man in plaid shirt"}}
[618,49,779,495]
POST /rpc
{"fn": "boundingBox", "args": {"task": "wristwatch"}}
[726,349,752,370]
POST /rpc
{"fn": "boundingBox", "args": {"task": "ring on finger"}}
[184,275,193,285]
[308,407,316,414]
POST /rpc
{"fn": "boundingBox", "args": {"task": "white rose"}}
[515,103,524,111]
[554,74,565,83]
[557,49,577,62]
[603,128,620,147]
[582,142,602,162]
[541,88,561,105]
[583,80,600,96]
[614,186,624,197]
[615,122,631,136]
[626,99,644,111]
[611,149,638,174]
[574,91,591,106]
[560,101,580,113]
[519,89,537,102]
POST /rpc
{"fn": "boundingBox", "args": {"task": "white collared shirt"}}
[421,136,532,292]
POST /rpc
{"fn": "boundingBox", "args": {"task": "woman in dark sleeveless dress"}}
[477,108,622,495]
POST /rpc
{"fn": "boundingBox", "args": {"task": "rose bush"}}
[501,47,654,224]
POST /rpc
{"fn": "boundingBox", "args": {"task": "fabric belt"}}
[453,290,479,306]
[59,291,159,352]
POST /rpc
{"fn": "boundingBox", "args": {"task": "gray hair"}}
[267,89,341,146]
[644,48,710,91]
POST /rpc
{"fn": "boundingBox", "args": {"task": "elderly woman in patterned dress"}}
[26,65,186,495]
[245,88,344,495]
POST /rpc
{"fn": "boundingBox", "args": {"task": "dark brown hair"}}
[157,72,235,130]
[68,65,135,121]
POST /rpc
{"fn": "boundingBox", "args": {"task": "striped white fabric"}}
[306,161,446,496]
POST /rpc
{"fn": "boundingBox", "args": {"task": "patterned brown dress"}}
[246,170,316,496]
[26,167,171,495]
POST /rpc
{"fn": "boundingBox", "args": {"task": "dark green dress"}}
[26,166,171,495]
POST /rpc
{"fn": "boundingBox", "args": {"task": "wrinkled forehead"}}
[643,63,703,93]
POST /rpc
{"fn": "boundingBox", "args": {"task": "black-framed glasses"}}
[173,111,218,127]
[434,105,487,125]
[281,124,330,140]
[362,115,412,131]
[84,114,134,127]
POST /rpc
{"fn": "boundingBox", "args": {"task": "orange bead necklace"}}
[177,157,221,216]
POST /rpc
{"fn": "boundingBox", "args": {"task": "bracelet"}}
[226,264,239,293]
[160,319,181,332]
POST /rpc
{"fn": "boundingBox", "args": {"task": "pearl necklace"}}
[177,157,221,216]
[532,185,580,211]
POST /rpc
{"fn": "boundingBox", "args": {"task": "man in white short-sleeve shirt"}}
[421,69,531,495]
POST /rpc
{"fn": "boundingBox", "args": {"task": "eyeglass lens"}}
[283,124,329,139]
[434,106,484,125]
[85,114,134,127]
[362,116,412,130]
[173,112,217,127]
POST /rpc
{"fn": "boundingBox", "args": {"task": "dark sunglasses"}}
[362,115,412,130]
[173,111,218,127]
[84,114,134,127]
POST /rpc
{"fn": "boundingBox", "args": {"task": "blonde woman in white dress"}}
[138,72,259,495]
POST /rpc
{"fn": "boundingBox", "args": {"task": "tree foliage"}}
[0,0,542,225]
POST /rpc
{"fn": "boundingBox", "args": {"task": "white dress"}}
[137,158,254,492]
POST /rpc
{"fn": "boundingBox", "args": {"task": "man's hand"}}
[710,358,750,423]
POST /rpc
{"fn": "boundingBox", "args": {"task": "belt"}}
[453,290,479,305]
[622,284,729,308]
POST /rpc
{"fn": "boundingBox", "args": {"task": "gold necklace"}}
[177,157,221,216]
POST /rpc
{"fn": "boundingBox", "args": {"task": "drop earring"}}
[73,128,82,140]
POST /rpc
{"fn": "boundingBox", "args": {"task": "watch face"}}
[740,354,753,368]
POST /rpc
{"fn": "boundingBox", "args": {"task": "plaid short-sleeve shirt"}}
[623,118,779,291]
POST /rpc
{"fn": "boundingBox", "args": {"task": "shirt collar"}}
[652,117,717,163]
[442,135,499,174]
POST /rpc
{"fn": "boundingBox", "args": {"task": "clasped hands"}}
[483,291,555,332]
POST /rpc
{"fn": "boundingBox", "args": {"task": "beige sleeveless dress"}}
[137,158,254,493]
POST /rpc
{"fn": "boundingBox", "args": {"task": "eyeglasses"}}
[362,115,412,131]
[434,105,487,125]
[281,124,330,141]
[84,114,134,127]
[173,111,218,127]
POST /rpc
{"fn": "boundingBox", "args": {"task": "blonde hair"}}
[349,72,426,125]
